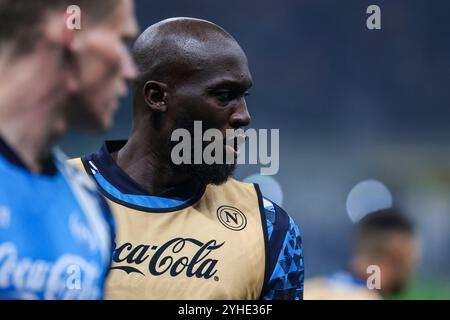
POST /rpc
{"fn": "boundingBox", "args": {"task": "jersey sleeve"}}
[260,198,304,300]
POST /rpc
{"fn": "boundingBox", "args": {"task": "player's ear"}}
[41,12,79,93]
[42,12,77,52]
[143,81,169,113]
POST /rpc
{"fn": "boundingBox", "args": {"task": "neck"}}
[0,52,68,172]
[115,127,194,195]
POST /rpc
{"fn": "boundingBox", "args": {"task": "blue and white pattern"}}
[261,198,304,300]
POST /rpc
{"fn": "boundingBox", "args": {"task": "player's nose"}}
[229,101,252,129]
[121,49,138,81]
[117,51,137,98]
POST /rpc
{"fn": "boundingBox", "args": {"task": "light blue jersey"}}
[0,138,114,300]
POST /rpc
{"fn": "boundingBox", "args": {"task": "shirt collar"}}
[0,135,57,176]
[86,140,203,201]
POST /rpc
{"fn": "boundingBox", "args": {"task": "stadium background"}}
[60,0,450,299]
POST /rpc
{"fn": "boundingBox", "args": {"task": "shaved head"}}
[132,17,247,89]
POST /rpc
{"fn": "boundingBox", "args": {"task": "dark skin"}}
[112,18,253,195]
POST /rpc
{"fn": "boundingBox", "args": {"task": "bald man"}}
[71,18,304,300]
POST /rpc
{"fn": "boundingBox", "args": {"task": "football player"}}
[0,0,138,299]
[71,17,304,300]
[305,209,418,300]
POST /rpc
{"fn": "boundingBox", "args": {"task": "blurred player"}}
[0,0,138,299]
[305,208,418,300]
[70,18,304,300]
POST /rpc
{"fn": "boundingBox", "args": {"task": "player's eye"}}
[215,91,236,103]
[214,90,250,104]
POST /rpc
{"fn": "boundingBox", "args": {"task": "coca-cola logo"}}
[0,243,102,300]
[111,238,225,280]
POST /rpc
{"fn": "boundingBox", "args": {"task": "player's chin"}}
[95,98,119,130]
[67,94,117,132]
[98,98,122,130]
[97,116,114,131]
[72,118,108,132]
[86,111,113,132]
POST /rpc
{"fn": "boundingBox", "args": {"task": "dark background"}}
[61,0,450,298]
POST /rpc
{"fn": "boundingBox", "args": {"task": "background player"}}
[305,208,418,299]
[0,0,138,299]
[71,17,304,300]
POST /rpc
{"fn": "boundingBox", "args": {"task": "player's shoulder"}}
[262,196,301,236]
[261,196,303,266]
[260,196,304,300]
[60,151,114,225]
[67,157,83,168]
[228,178,302,233]
[54,150,97,193]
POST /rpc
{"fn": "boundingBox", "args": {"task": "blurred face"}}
[166,46,253,185]
[69,0,138,130]
[381,234,418,296]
